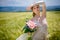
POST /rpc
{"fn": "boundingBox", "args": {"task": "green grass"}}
[0,11,60,40]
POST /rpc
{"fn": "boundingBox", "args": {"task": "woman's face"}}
[32,5,40,15]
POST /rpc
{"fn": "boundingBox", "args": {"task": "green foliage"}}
[47,11,60,40]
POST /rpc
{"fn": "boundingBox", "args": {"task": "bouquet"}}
[26,20,37,29]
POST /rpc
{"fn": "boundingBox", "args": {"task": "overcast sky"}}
[0,0,60,7]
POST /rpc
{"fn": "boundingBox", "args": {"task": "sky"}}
[0,0,60,7]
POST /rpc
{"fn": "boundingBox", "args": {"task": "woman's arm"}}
[42,2,46,19]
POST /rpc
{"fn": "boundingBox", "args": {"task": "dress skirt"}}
[32,26,48,40]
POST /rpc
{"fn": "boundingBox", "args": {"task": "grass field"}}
[0,11,60,40]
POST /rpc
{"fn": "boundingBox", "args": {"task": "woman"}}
[27,1,48,40]
[16,1,48,40]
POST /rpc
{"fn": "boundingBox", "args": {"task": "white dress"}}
[16,18,48,40]
[32,18,48,40]
[16,33,28,40]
